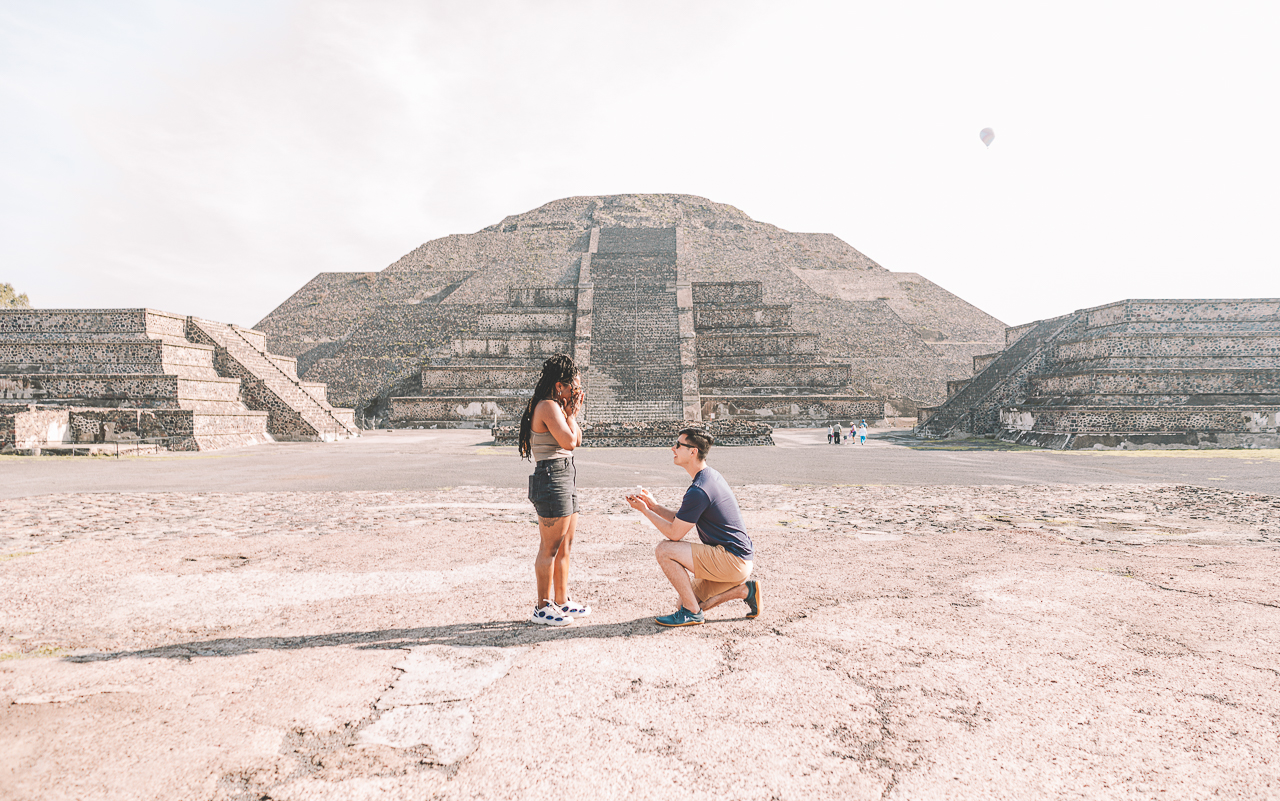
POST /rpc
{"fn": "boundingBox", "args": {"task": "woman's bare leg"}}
[535,515,572,607]
[551,512,577,605]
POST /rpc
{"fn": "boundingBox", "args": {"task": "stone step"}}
[475,311,575,332]
[699,385,856,397]
[692,282,764,305]
[699,364,852,388]
[1075,319,1280,337]
[300,382,330,403]
[0,308,189,340]
[507,287,576,308]
[1019,393,1280,407]
[418,366,541,391]
[269,354,299,380]
[452,335,572,359]
[1030,368,1280,397]
[1053,356,1280,371]
[1083,299,1280,327]
[389,395,528,424]
[1000,405,1280,435]
[585,399,684,423]
[701,394,882,424]
[696,332,818,358]
[695,306,791,329]
[1053,334,1280,363]
[0,341,222,380]
[0,373,244,404]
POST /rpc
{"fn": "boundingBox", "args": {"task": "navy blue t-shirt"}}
[675,466,753,560]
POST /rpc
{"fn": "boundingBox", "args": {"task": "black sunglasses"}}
[672,440,695,450]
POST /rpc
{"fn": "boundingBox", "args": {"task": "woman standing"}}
[518,354,590,626]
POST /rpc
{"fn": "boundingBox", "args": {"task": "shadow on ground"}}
[67,617,673,662]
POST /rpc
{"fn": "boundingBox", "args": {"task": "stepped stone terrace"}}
[255,194,1006,433]
[916,298,1280,449]
[0,308,358,452]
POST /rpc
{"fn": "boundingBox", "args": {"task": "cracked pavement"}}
[1,433,1279,799]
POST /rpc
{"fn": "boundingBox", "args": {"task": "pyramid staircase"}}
[583,227,687,423]
[187,318,359,440]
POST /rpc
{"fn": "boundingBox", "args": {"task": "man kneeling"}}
[625,428,760,626]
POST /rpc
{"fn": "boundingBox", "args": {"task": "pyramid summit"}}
[255,193,1007,428]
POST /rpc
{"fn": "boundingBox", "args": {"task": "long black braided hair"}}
[518,354,580,460]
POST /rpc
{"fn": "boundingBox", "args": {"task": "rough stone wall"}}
[492,418,775,448]
[0,406,69,449]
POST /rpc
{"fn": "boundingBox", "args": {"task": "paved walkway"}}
[3,429,1279,498]
[2,481,1278,799]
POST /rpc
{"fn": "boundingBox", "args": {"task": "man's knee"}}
[655,540,683,563]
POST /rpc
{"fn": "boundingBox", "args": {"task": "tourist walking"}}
[833,422,843,445]
[625,428,759,626]
[858,420,868,445]
[518,354,590,626]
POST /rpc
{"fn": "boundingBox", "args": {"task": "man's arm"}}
[626,489,696,540]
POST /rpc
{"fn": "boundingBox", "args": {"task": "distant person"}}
[827,424,834,444]
[833,422,842,445]
[625,428,759,627]
[858,420,868,445]
[518,354,589,626]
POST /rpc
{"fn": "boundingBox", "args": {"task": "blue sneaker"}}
[744,580,760,619]
[655,606,705,627]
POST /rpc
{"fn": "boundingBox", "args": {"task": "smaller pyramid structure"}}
[917,299,1280,448]
[0,308,357,451]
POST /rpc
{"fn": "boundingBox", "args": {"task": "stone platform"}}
[916,299,1280,449]
[0,309,358,451]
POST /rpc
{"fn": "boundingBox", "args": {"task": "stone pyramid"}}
[255,194,1006,426]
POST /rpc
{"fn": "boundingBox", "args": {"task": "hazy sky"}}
[4,1,1277,327]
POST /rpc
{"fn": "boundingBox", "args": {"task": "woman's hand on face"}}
[563,387,584,418]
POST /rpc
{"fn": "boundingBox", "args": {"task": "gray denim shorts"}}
[528,457,579,519]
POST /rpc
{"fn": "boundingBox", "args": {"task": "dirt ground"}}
[2,481,1278,800]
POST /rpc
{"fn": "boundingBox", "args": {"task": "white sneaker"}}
[530,600,572,626]
[559,598,591,618]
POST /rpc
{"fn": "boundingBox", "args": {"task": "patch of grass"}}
[0,551,36,562]
[0,645,69,661]
[1077,449,1280,460]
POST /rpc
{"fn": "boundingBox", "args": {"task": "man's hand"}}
[625,487,656,511]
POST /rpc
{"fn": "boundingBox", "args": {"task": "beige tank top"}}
[531,430,572,462]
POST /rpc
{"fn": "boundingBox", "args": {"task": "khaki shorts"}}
[690,543,753,603]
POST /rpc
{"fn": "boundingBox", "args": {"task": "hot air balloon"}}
[979,127,995,147]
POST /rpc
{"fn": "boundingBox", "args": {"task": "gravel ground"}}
[2,484,1278,800]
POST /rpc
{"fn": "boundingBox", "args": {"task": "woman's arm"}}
[532,399,578,451]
